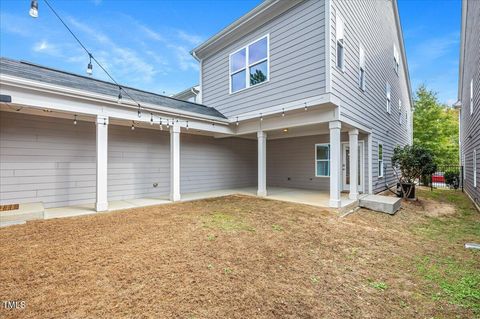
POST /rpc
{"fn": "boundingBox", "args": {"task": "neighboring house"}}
[172,86,200,103]
[456,0,480,210]
[0,0,412,212]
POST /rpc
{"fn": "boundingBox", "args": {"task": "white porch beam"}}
[95,115,109,212]
[329,121,342,208]
[349,129,359,200]
[257,131,267,197]
[170,123,181,202]
[236,106,337,135]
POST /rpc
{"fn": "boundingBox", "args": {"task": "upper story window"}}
[470,79,474,115]
[393,44,400,74]
[229,35,269,94]
[386,83,391,113]
[316,144,330,177]
[359,46,366,91]
[378,143,384,178]
[336,15,345,71]
[398,99,403,124]
[474,149,477,187]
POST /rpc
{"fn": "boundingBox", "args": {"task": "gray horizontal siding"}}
[267,133,368,192]
[202,0,326,118]
[0,112,257,208]
[180,135,257,193]
[460,0,480,206]
[330,0,411,193]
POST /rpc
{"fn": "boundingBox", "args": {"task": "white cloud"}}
[177,30,203,46]
[33,40,62,56]
[168,44,199,71]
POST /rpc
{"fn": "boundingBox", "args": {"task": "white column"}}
[257,131,267,197]
[367,133,373,194]
[349,129,359,200]
[96,115,109,212]
[329,121,342,207]
[170,123,181,201]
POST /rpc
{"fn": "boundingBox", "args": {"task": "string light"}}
[260,113,263,122]
[236,117,239,126]
[117,86,122,104]
[159,118,163,131]
[86,53,93,75]
[282,108,285,117]
[29,0,38,18]
[186,121,189,130]
[150,113,154,125]
[29,0,213,128]
[73,114,77,125]
[131,121,135,131]
[166,120,170,129]
[304,102,308,111]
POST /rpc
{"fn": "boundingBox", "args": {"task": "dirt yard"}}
[1,189,479,319]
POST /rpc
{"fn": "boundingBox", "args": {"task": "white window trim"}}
[359,45,366,91]
[336,15,345,72]
[386,83,391,113]
[393,44,399,75]
[315,143,330,177]
[470,79,474,115]
[474,149,477,188]
[378,143,384,178]
[229,34,270,95]
[398,99,403,124]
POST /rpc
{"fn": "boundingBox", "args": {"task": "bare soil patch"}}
[1,191,478,318]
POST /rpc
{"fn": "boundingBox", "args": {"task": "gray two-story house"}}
[0,0,412,216]
[190,0,412,207]
[457,0,479,210]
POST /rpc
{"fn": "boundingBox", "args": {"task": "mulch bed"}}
[0,194,476,318]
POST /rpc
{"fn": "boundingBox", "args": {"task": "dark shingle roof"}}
[0,57,226,119]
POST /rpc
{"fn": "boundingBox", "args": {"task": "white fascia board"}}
[0,74,229,124]
[458,0,467,100]
[230,93,331,123]
[0,81,233,135]
[392,0,414,109]
[235,106,337,135]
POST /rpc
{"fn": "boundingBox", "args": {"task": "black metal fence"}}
[423,165,464,191]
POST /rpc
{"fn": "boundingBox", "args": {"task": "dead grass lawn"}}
[1,189,479,318]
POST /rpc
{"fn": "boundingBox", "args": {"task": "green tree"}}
[413,85,459,165]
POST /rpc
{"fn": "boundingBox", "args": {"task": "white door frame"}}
[341,141,365,192]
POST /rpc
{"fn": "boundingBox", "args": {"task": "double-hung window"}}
[470,79,474,115]
[386,83,391,113]
[229,35,269,93]
[378,143,384,178]
[336,15,345,70]
[393,44,400,74]
[474,149,477,188]
[316,144,330,177]
[398,99,403,124]
[359,46,366,91]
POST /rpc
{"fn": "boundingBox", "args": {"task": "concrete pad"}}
[0,202,44,226]
[359,194,401,214]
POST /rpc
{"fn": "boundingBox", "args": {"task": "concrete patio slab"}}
[0,202,44,227]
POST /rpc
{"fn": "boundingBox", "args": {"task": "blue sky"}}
[0,0,461,104]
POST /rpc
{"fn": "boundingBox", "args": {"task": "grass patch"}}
[412,189,480,242]
[416,256,480,314]
[368,280,388,291]
[202,212,254,232]
[271,224,284,231]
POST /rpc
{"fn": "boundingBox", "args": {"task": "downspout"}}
[191,51,203,104]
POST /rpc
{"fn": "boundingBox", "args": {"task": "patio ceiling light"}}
[117,87,122,104]
[29,0,38,18]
